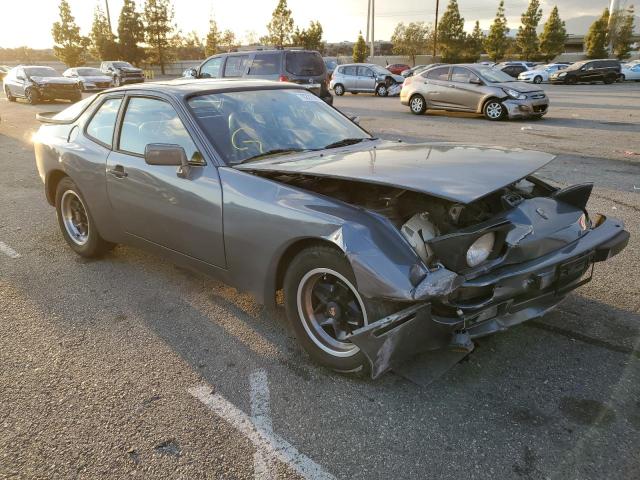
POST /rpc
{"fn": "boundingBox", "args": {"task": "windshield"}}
[476,67,515,83]
[371,65,392,75]
[113,62,133,68]
[25,67,60,77]
[77,68,103,76]
[188,89,370,165]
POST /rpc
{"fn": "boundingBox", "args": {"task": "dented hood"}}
[236,141,555,204]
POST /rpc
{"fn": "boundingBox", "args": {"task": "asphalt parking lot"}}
[1,81,639,479]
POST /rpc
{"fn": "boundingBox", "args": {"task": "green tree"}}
[266,0,294,47]
[539,6,566,62]
[612,6,636,59]
[172,31,204,60]
[584,8,609,59]
[352,32,368,63]
[118,0,145,64]
[51,0,88,67]
[90,5,119,61]
[464,20,485,62]
[516,0,543,60]
[291,21,324,52]
[484,1,510,62]
[205,18,221,56]
[391,22,432,66]
[437,0,466,62]
[220,30,237,52]
[143,0,176,74]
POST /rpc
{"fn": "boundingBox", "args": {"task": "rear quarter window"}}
[285,52,325,76]
[248,53,280,75]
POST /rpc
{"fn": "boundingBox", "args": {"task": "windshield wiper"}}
[238,148,307,164]
[323,137,373,149]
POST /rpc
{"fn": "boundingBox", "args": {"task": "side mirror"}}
[469,78,482,85]
[144,143,191,178]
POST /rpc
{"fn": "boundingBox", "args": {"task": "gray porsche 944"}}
[33,79,629,378]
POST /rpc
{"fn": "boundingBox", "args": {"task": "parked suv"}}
[3,65,81,104]
[330,63,404,96]
[100,61,144,86]
[186,49,333,105]
[400,64,548,120]
[550,59,621,84]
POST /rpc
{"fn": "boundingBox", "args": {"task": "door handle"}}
[108,165,128,178]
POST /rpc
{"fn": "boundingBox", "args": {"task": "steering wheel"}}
[231,127,263,154]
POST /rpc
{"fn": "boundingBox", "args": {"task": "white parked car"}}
[620,63,640,81]
[518,63,571,84]
[63,67,113,91]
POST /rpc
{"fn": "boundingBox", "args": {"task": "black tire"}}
[333,84,344,96]
[483,99,506,121]
[5,86,16,102]
[114,75,121,87]
[533,75,542,84]
[566,76,577,85]
[603,74,616,85]
[25,87,39,105]
[409,94,426,115]
[375,83,388,97]
[55,177,115,257]
[283,245,392,373]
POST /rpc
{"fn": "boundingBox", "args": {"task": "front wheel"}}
[114,76,121,87]
[533,75,542,84]
[55,178,115,257]
[483,100,506,121]
[284,245,390,373]
[5,86,16,102]
[409,94,426,115]
[25,87,39,105]
[333,84,344,96]
[375,84,388,97]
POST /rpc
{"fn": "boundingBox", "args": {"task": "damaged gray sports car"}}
[34,79,630,378]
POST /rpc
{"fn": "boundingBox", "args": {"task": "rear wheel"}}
[409,94,426,115]
[483,99,506,121]
[55,178,115,257]
[284,245,391,373]
[4,86,15,102]
[333,84,344,96]
[603,74,616,84]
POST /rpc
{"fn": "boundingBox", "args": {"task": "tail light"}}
[278,75,289,82]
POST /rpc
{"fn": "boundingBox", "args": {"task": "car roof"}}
[103,78,308,97]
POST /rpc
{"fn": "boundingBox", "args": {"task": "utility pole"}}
[366,0,371,46]
[370,0,375,58]
[105,0,112,33]
[432,0,439,59]
[608,0,622,56]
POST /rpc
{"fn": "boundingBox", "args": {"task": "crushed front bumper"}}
[504,97,549,118]
[350,216,629,378]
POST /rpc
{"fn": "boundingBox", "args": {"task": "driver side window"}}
[118,97,200,162]
[200,57,223,78]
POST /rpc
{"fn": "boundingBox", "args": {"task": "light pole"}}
[433,0,439,59]
[105,0,112,33]
[370,0,375,58]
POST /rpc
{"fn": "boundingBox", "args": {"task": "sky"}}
[0,0,620,49]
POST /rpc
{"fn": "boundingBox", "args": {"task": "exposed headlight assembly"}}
[558,72,567,77]
[504,88,527,100]
[466,232,495,267]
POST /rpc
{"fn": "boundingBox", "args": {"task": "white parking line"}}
[189,379,335,480]
[0,241,21,259]
[250,369,274,479]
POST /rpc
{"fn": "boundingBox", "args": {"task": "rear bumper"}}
[350,216,629,378]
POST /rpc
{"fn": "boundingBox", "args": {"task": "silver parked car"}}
[63,67,113,91]
[400,64,549,120]
[32,80,628,378]
[330,63,404,97]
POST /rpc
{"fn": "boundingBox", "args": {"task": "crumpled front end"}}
[349,192,629,378]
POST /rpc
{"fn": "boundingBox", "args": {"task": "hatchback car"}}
[33,79,628,377]
[3,65,81,104]
[401,64,549,120]
[550,59,621,84]
[185,49,332,105]
[63,67,113,91]
[330,63,404,96]
[517,63,571,83]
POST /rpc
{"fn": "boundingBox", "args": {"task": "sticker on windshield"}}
[293,91,322,102]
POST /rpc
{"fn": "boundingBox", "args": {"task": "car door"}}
[356,66,376,92]
[106,94,226,267]
[581,62,599,82]
[12,68,27,97]
[199,56,224,78]
[440,66,482,111]
[342,66,357,90]
[223,55,250,78]
[421,66,451,108]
